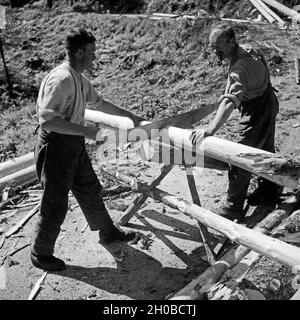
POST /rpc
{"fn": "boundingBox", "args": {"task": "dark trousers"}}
[226,119,277,209]
[226,86,280,210]
[31,130,115,256]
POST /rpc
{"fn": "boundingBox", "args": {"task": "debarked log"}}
[155,127,300,188]
[139,139,229,171]
[85,103,218,140]
[101,168,300,272]
[0,165,37,192]
[0,152,34,179]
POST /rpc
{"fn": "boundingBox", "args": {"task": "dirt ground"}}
[1,1,300,301]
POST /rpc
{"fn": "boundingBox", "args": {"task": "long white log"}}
[85,103,217,133]
[262,0,300,21]
[143,126,299,188]
[103,168,300,271]
[85,110,300,188]
[0,165,37,192]
[139,139,228,170]
[0,152,34,179]
[84,109,141,129]
[249,0,276,23]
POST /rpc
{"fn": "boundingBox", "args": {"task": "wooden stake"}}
[185,166,216,265]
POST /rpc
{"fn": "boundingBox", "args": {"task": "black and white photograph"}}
[0,0,300,308]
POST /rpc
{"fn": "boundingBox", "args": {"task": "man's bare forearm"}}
[95,99,144,124]
[206,98,235,135]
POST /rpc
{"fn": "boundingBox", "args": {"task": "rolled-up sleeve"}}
[37,75,71,124]
[222,66,249,109]
[84,77,104,109]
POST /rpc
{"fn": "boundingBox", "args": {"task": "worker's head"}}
[65,29,96,71]
[209,25,237,63]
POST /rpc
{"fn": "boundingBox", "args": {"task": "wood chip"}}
[81,222,88,233]
[0,238,4,250]
[28,271,47,300]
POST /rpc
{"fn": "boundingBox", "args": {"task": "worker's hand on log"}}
[84,126,107,145]
[190,129,212,145]
[133,116,147,127]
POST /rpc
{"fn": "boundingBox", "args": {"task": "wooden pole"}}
[171,192,300,299]
[185,166,216,265]
[0,165,37,192]
[0,152,34,179]
[249,0,276,23]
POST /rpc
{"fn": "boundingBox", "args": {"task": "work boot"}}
[30,251,65,271]
[99,227,136,245]
[217,205,244,221]
[247,185,283,206]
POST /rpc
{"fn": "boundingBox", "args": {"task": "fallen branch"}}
[5,203,39,238]
[0,194,24,211]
